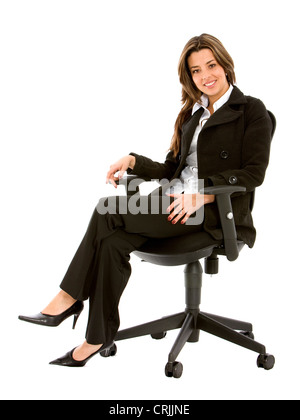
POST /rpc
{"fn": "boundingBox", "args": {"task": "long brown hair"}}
[170,34,236,156]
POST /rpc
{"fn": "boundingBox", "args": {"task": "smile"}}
[204,80,217,87]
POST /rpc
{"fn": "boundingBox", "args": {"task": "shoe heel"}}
[72,313,80,330]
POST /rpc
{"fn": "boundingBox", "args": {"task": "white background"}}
[1,0,299,400]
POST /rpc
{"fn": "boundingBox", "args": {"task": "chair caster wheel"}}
[240,330,255,340]
[165,361,183,378]
[151,332,167,340]
[257,353,275,370]
[100,343,117,358]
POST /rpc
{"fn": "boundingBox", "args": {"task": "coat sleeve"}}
[208,98,274,192]
[127,150,179,181]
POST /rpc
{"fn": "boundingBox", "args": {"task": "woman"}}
[19,34,273,366]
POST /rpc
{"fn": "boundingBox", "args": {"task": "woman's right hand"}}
[106,155,136,188]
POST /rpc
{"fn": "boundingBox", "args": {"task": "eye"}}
[208,63,216,69]
[192,69,199,74]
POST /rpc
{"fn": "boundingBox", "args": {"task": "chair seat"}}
[134,231,223,266]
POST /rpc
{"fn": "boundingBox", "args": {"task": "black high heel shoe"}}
[18,300,84,329]
[49,342,117,367]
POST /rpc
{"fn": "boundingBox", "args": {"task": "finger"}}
[106,160,121,180]
[106,174,114,186]
[166,200,176,213]
[106,163,121,186]
[171,210,187,224]
[168,208,178,222]
[109,178,118,188]
[118,162,129,179]
[168,201,183,220]
[180,213,190,225]
[166,195,183,213]
[106,168,116,184]
[106,171,118,188]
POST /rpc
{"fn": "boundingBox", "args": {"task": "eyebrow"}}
[190,59,215,69]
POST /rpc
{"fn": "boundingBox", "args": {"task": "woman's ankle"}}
[72,341,102,361]
[59,290,77,305]
[42,290,76,315]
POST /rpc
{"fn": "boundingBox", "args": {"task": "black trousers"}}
[60,193,204,344]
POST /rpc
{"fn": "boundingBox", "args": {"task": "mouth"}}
[203,80,217,88]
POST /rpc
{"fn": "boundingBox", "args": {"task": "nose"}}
[202,71,210,81]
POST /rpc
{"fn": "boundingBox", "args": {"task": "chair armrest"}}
[201,185,246,196]
[115,177,245,262]
[200,185,246,261]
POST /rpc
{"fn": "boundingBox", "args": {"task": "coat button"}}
[229,176,238,185]
[220,150,229,159]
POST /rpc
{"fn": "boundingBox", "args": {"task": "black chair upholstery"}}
[113,111,276,378]
[134,231,223,266]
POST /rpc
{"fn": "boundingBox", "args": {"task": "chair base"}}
[115,261,274,377]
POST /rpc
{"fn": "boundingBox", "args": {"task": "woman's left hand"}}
[166,193,215,225]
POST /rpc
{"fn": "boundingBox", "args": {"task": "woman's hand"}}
[106,155,136,188]
[166,193,215,225]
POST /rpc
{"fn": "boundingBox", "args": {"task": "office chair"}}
[104,112,276,378]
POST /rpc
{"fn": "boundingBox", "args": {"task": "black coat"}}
[130,86,274,248]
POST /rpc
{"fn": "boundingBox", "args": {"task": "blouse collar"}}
[192,84,234,115]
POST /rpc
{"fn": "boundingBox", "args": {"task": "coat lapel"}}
[202,86,247,131]
[180,107,204,157]
[177,86,247,175]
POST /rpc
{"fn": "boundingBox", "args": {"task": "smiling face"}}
[187,48,229,105]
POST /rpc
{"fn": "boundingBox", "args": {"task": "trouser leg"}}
[60,193,204,344]
[60,208,124,300]
[60,207,147,344]
[85,229,147,344]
